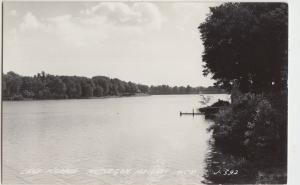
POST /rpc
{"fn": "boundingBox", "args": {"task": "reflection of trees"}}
[203,139,257,184]
[203,137,287,184]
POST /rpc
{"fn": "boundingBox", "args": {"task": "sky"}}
[3,2,220,87]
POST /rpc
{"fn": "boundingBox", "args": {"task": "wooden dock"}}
[180,109,203,116]
[180,106,222,117]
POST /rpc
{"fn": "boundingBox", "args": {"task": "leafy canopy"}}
[199,3,288,93]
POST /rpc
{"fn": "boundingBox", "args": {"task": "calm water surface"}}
[3,94,229,185]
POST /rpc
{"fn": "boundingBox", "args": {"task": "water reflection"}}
[202,138,258,184]
[203,137,287,184]
[3,94,229,185]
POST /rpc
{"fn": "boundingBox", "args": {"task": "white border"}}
[0,1,299,185]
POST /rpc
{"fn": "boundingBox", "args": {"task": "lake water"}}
[3,94,229,185]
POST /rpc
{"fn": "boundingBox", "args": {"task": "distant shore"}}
[2,93,150,101]
[3,71,226,102]
[2,93,228,101]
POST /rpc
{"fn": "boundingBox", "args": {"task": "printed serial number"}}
[212,169,239,176]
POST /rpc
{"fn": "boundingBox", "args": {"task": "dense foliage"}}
[210,93,287,161]
[199,3,287,183]
[2,71,225,100]
[199,3,288,93]
[204,92,287,183]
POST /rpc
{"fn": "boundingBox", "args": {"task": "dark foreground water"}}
[3,94,229,185]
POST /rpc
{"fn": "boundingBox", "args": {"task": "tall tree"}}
[199,3,288,93]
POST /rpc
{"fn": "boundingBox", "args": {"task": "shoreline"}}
[2,93,150,102]
[2,93,229,102]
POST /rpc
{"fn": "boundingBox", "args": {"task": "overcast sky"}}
[3,2,220,87]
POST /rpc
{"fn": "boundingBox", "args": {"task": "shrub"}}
[210,93,287,162]
[11,94,24,100]
[22,90,35,98]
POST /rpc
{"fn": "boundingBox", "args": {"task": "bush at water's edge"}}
[203,92,287,184]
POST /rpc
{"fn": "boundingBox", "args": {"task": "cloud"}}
[16,2,164,47]
[171,3,220,32]
[82,2,139,21]
[20,12,40,31]
[47,14,108,47]
[132,3,164,30]
[81,2,164,30]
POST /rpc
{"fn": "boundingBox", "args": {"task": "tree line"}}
[2,71,225,100]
